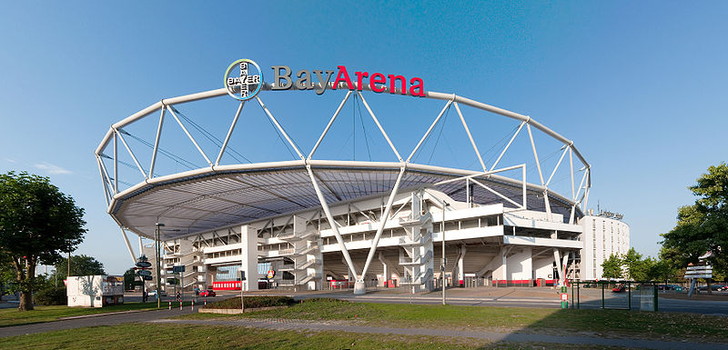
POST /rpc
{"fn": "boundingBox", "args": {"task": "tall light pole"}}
[155,222,164,309]
[442,201,449,305]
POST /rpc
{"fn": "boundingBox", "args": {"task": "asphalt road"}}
[294,290,728,316]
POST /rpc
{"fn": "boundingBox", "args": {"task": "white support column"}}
[491,121,525,171]
[240,225,259,291]
[357,92,403,162]
[216,101,245,166]
[115,129,147,178]
[457,245,466,287]
[308,91,352,160]
[167,107,213,166]
[148,107,166,178]
[359,166,407,294]
[407,101,453,162]
[113,132,118,193]
[553,249,563,285]
[454,103,487,172]
[305,165,359,281]
[562,252,571,284]
[501,247,509,282]
[378,252,388,287]
[256,96,305,160]
[119,227,137,264]
[138,235,144,259]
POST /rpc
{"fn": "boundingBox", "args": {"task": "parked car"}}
[199,289,216,297]
[657,284,683,292]
[697,284,726,291]
[612,284,626,293]
[148,290,167,297]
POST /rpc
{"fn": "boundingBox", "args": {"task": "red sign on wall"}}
[212,281,242,291]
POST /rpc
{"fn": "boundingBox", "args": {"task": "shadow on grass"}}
[489,288,728,349]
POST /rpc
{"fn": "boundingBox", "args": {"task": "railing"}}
[399,250,433,265]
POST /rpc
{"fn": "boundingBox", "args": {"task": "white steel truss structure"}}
[95,81,591,294]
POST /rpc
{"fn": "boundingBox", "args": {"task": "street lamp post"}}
[442,201,449,306]
[155,223,164,309]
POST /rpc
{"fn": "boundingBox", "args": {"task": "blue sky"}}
[1,2,727,274]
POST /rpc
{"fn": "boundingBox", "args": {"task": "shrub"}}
[34,287,67,306]
[300,297,349,303]
[203,296,296,309]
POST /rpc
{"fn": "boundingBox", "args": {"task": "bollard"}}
[168,301,171,310]
[179,301,182,310]
[191,300,195,311]
[204,298,207,306]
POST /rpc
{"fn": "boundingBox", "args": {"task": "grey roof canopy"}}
[110,161,582,240]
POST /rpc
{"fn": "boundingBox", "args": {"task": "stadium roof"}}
[110,160,581,240]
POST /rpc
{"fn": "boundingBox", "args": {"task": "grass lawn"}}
[0,302,164,327]
[2,323,625,349]
[181,299,728,342]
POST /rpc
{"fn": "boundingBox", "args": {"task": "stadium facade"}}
[96,59,629,294]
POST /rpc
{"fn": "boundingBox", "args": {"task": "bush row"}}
[203,296,297,309]
[34,287,67,306]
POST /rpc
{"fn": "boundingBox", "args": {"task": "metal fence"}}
[569,281,659,311]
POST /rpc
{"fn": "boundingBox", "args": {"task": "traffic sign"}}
[136,261,152,268]
[137,270,152,277]
[684,265,712,279]
[142,275,153,281]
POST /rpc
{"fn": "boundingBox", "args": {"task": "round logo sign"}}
[224,59,263,101]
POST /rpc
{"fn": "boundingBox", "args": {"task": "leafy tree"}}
[0,255,17,295]
[645,257,679,282]
[51,254,106,282]
[623,248,649,280]
[601,253,623,279]
[662,163,728,275]
[123,268,138,290]
[0,172,86,311]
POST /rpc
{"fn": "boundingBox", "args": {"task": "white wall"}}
[580,216,630,280]
[506,247,532,280]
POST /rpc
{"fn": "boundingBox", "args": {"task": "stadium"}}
[95,59,629,294]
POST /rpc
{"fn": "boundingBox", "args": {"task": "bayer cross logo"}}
[224,59,263,101]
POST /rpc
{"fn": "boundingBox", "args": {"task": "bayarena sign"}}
[226,58,425,99]
[95,57,601,296]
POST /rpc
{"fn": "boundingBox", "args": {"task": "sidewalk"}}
[151,317,724,350]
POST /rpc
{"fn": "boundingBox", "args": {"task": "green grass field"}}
[185,298,728,342]
[1,323,626,350]
[2,299,727,349]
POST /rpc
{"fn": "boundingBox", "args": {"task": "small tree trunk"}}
[17,258,36,311]
[18,291,34,311]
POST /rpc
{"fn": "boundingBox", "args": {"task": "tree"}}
[601,253,623,279]
[51,255,106,283]
[123,268,138,290]
[622,248,650,281]
[645,257,679,282]
[662,163,728,274]
[0,172,86,311]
